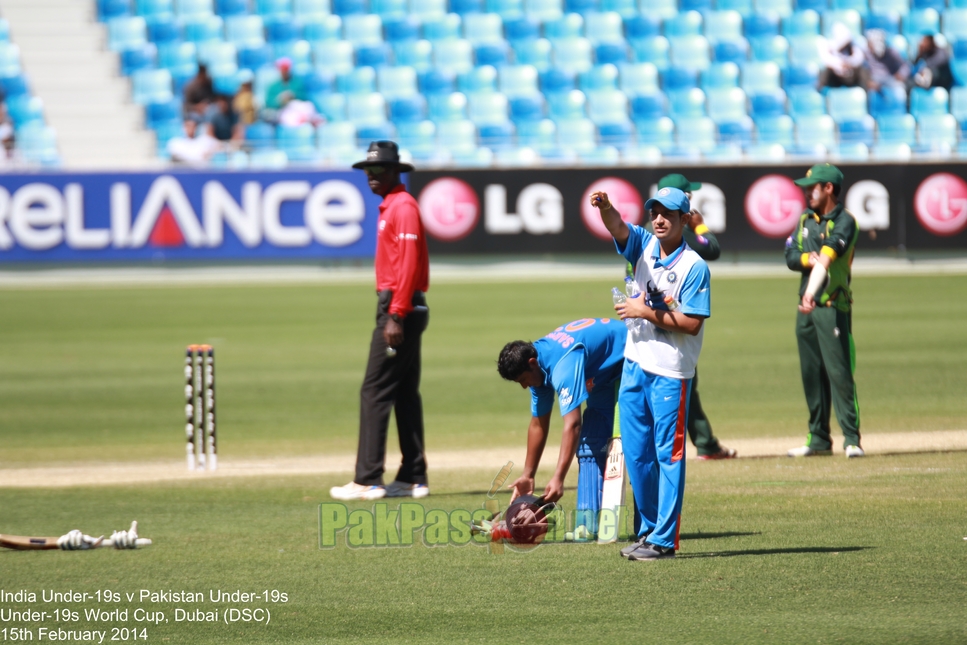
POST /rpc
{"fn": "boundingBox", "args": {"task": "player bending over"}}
[497,318,625,539]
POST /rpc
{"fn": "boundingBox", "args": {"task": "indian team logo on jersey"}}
[417,178,480,242]
[667,271,677,284]
[580,178,643,241]
[914,173,967,237]
[744,175,805,238]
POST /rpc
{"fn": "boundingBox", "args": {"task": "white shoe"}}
[845,445,865,458]
[329,482,386,500]
[787,445,833,457]
[384,481,429,498]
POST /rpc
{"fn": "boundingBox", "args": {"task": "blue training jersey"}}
[530,318,627,418]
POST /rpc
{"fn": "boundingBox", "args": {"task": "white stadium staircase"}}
[0,0,157,168]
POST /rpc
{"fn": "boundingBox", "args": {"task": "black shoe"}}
[627,542,675,561]
[619,534,650,559]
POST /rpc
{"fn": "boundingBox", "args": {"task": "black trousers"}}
[354,290,429,486]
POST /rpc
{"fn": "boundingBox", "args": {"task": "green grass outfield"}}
[2,273,967,643]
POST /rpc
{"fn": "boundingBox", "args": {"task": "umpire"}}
[784,163,863,459]
[330,141,432,500]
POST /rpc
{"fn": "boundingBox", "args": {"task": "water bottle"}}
[624,276,639,298]
[663,295,680,311]
[612,287,636,331]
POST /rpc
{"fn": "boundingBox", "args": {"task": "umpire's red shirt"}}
[375,184,429,319]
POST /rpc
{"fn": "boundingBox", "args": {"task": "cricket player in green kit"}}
[784,164,864,458]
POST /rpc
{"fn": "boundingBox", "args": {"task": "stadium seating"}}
[81,0,967,166]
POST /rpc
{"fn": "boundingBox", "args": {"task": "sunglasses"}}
[363,166,388,177]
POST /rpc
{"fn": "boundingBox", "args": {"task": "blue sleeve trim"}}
[678,260,711,318]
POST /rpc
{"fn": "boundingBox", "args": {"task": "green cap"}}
[658,173,701,192]
[794,163,844,187]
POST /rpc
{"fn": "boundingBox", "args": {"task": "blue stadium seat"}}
[664,11,704,38]
[579,63,619,90]
[355,42,389,66]
[714,39,751,63]
[498,64,539,97]
[388,40,429,72]
[827,86,868,123]
[510,94,546,122]
[463,13,503,44]
[397,120,438,159]
[718,118,754,146]
[797,0,827,12]
[182,15,224,43]
[670,35,711,71]
[505,17,540,42]
[596,42,629,65]
[673,115,717,153]
[304,15,343,40]
[705,11,745,43]
[256,0,295,16]
[588,88,629,124]
[784,62,819,90]
[429,91,469,120]
[548,88,587,120]
[639,0,677,18]
[556,117,598,156]
[788,34,823,66]
[108,17,148,52]
[619,62,660,94]
[384,17,420,42]
[702,61,741,88]
[585,12,625,44]
[782,10,820,36]
[750,88,787,117]
[750,34,789,64]
[794,113,836,151]
[487,0,525,19]
[741,60,781,94]
[469,91,511,125]
[598,121,634,150]
[333,0,367,14]
[553,38,594,75]
[436,119,477,155]
[682,0,713,12]
[375,66,418,100]
[755,113,794,145]
[602,0,637,17]
[433,39,475,75]
[870,0,909,15]
[525,0,564,22]
[226,15,266,48]
[314,40,355,75]
[421,68,456,95]
[910,86,949,117]
[866,11,901,34]
[343,14,383,45]
[6,95,44,127]
[357,122,397,147]
[912,0,944,11]
[625,15,661,39]
[176,0,214,18]
[630,35,670,70]
[630,92,666,118]
[707,87,748,122]
[917,113,957,151]
[903,8,940,38]
[821,10,862,37]
[371,0,408,19]
[132,68,174,104]
[158,41,198,84]
[337,66,377,93]
[346,92,389,126]
[0,74,29,98]
[389,94,427,120]
[121,44,158,75]
[475,42,510,65]
[216,0,250,15]
[876,113,916,141]
[950,86,967,124]
[450,0,483,14]
[423,14,462,41]
[146,15,182,43]
[789,87,826,115]
[17,123,60,166]
[868,85,907,116]
[831,0,868,15]
[238,44,274,71]
[410,0,448,21]
[565,0,597,13]
[545,14,583,40]
[313,92,347,120]
[513,37,552,71]
[278,124,317,161]
[755,0,793,17]
[745,13,780,39]
[942,9,967,41]
[266,17,302,44]
[99,0,134,20]
[661,67,699,90]
[145,98,182,127]
[718,0,754,16]
[838,116,875,145]
[458,65,498,93]
[137,0,174,19]
[198,41,238,77]
[668,87,706,117]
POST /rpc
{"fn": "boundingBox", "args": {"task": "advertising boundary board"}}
[0,170,385,262]
[1,165,966,263]
[408,164,967,255]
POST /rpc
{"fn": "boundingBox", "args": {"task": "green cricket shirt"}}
[784,202,859,313]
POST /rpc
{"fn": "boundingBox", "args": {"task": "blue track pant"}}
[575,373,620,534]
[619,358,691,550]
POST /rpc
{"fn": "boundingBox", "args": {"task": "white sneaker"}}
[384,481,429,498]
[787,445,833,457]
[845,445,865,458]
[329,482,386,500]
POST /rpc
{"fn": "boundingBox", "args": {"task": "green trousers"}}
[796,307,861,450]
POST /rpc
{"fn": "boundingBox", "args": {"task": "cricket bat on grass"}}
[597,435,626,544]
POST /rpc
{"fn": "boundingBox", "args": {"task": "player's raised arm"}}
[590,191,629,246]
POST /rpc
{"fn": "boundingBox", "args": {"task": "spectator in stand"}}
[183,64,215,116]
[818,22,867,89]
[864,29,909,93]
[166,117,221,165]
[233,70,257,126]
[265,58,306,111]
[909,34,953,91]
[210,94,242,145]
[0,102,14,160]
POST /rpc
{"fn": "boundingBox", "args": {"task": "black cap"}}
[352,140,414,173]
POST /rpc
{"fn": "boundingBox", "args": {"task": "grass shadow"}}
[679,546,872,559]
[681,531,761,540]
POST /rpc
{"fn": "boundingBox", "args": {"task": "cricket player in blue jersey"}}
[592,186,711,561]
[497,317,626,538]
